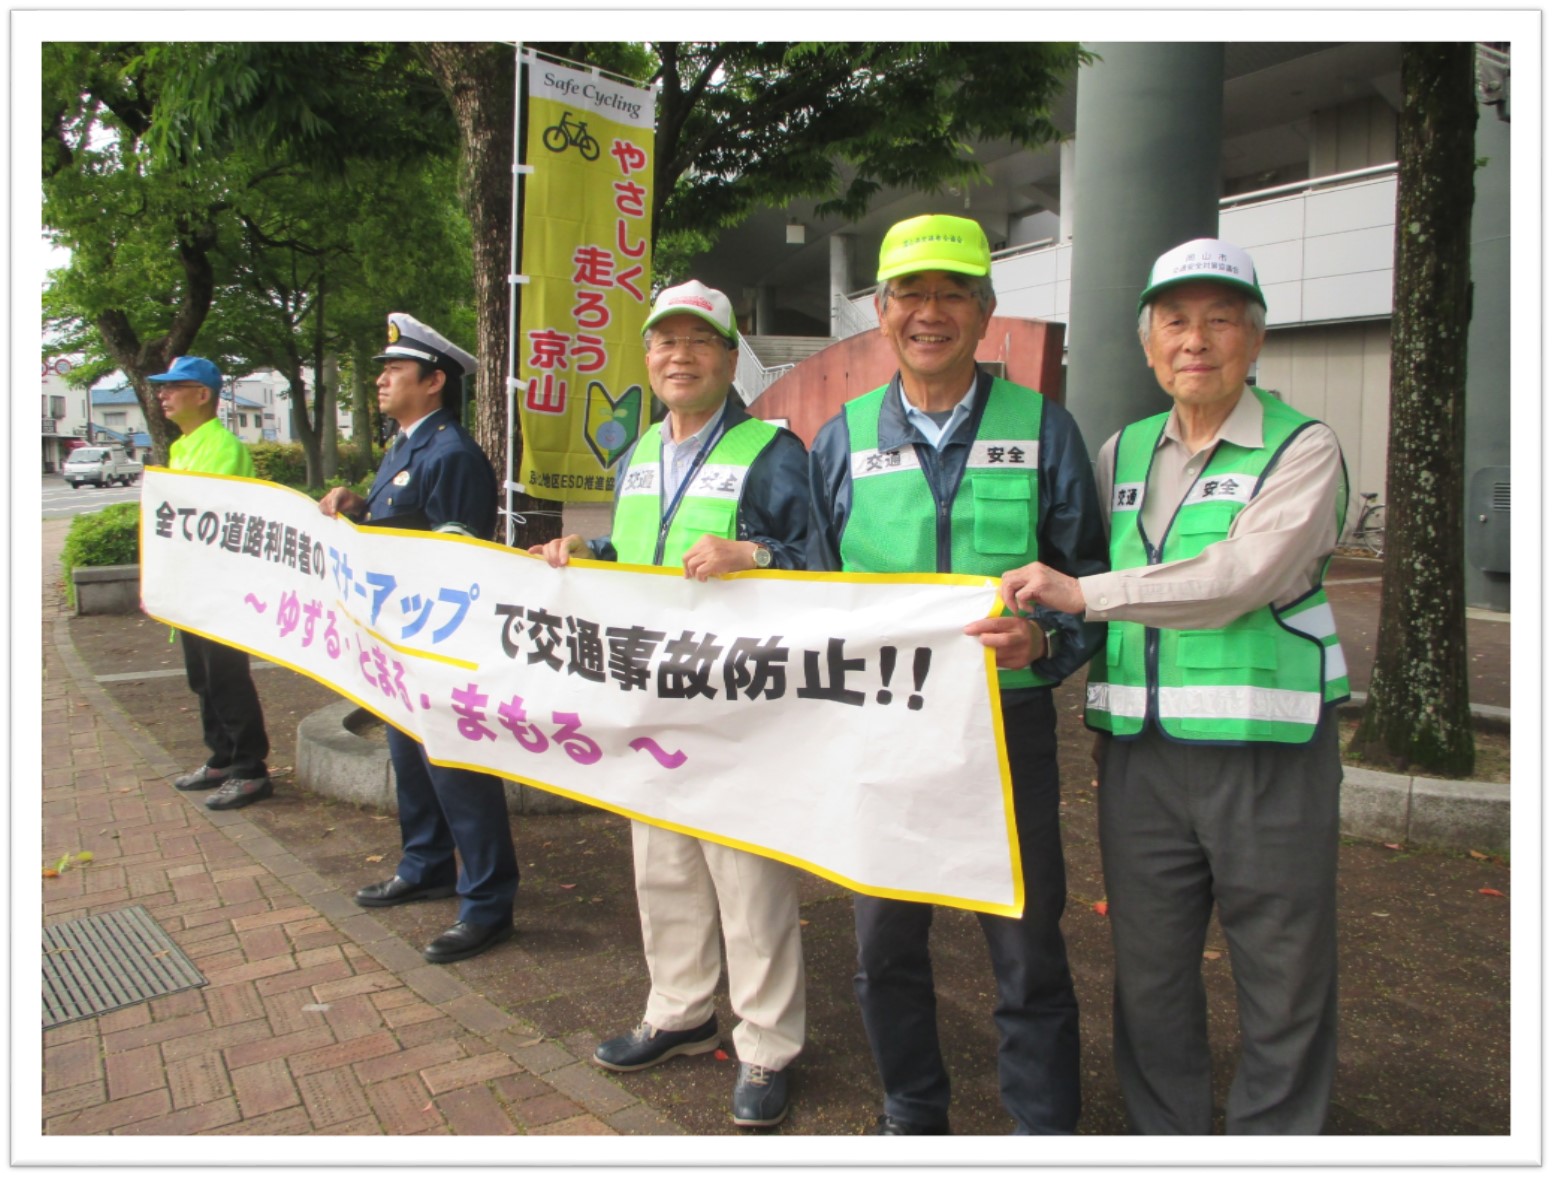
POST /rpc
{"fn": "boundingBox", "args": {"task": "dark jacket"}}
[363,408,498,540]
[807,368,1108,688]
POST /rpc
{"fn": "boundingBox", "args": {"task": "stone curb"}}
[1337,696,1510,853]
[295,700,590,816]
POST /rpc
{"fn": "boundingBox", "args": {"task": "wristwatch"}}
[751,543,773,569]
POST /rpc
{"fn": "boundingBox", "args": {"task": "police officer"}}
[1002,239,1350,1133]
[319,313,518,965]
[531,281,809,1129]
[808,215,1108,1134]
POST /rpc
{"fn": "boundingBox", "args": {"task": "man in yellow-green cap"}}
[807,214,1108,1134]
[150,356,273,811]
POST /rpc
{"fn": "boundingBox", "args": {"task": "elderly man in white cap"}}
[531,281,809,1129]
[1002,239,1350,1134]
[320,313,518,966]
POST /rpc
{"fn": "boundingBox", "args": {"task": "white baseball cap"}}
[643,280,738,342]
[374,312,477,376]
[1138,238,1266,313]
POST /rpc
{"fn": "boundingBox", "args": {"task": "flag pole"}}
[503,43,533,546]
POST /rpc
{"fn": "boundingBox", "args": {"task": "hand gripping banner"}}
[139,470,1025,915]
[517,53,655,504]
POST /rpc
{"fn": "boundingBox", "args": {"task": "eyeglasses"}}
[646,334,729,355]
[887,288,976,311]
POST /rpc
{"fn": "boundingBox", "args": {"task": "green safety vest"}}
[841,378,1051,690]
[612,416,779,566]
[1086,387,1350,744]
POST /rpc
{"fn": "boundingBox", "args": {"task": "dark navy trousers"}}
[853,689,1081,1133]
[386,726,518,926]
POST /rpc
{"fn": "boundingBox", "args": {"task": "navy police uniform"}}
[359,318,518,934]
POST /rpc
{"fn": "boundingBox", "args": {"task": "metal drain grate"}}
[42,905,206,1028]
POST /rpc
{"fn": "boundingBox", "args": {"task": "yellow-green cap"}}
[877,214,992,282]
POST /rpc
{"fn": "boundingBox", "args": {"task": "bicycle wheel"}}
[542,125,568,154]
[1360,506,1385,556]
[578,133,600,162]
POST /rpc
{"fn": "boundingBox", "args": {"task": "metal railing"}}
[734,337,795,405]
[1218,162,1398,208]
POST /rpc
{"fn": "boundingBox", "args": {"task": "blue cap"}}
[147,356,223,393]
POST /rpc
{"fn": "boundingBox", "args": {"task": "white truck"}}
[62,445,143,489]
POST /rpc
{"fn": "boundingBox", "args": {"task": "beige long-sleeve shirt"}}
[1079,389,1345,630]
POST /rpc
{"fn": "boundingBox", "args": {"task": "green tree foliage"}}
[650,42,1089,269]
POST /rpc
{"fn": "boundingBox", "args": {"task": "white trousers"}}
[632,820,806,1070]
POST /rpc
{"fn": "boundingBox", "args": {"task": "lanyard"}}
[658,415,729,528]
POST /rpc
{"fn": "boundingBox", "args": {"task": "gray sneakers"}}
[204,776,273,810]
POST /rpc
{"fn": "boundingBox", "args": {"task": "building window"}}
[50,396,66,419]
[105,411,127,426]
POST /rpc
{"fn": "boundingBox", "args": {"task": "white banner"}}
[138,469,1024,915]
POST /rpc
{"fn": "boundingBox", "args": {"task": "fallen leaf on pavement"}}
[1093,900,1109,917]
[365,854,384,863]
[1479,888,1507,898]
[559,883,577,890]
[1384,843,1403,851]
[714,1049,730,1061]
[1468,850,1489,860]
[41,869,59,878]
[1203,950,1223,961]
[1372,912,1390,918]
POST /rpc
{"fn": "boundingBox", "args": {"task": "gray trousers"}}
[1097,712,1342,1134]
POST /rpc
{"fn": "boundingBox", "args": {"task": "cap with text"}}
[374,313,477,376]
[877,214,992,282]
[643,280,738,342]
[147,355,223,394]
[1138,238,1266,313]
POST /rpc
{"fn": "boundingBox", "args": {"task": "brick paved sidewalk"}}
[38,526,679,1139]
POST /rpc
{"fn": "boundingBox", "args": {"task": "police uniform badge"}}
[393,471,412,487]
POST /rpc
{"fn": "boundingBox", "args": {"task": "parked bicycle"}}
[1348,491,1385,556]
[542,110,601,161]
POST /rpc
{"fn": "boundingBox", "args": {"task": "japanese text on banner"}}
[139,469,1025,915]
[518,54,655,503]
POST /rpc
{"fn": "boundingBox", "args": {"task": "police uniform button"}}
[387,497,394,505]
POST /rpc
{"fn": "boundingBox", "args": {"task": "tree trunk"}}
[316,279,339,481]
[1351,43,1477,776]
[349,340,378,479]
[283,339,324,489]
[424,42,559,549]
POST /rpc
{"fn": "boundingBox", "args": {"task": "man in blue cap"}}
[319,313,518,965]
[149,355,274,811]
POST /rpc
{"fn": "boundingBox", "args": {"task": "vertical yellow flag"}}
[518,55,655,502]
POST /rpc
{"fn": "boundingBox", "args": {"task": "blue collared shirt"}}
[660,401,729,504]
[899,379,977,450]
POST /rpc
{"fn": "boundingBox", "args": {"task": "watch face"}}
[753,545,771,567]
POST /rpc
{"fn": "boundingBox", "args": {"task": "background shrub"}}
[248,441,307,485]
[61,502,140,608]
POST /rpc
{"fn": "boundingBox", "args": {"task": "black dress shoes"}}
[875,1114,950,1135]
[422,920,514,964]
[353,875,458,908]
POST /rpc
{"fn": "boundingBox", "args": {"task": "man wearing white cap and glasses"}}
[320,313,518,966]
[1002,239,1350,1133]
[532,281,809,1128]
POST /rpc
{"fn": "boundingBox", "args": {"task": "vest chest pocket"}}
[971,475,1033,556]
[1176,628,1279,672]
[678,498,739,542]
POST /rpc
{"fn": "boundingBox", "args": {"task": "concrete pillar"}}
[1462,74,1511,612]
[1059,140,1077,243]
[829,233,855,338]
[754,284,777,336]
[1067,43,1225,457]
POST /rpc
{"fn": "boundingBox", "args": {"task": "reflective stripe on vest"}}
[1085,387,1350,744]
[612,417,779,566]
[840,377,1050,691]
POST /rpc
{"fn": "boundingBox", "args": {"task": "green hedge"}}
[248,441,308,485]
[61,502,140,608]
